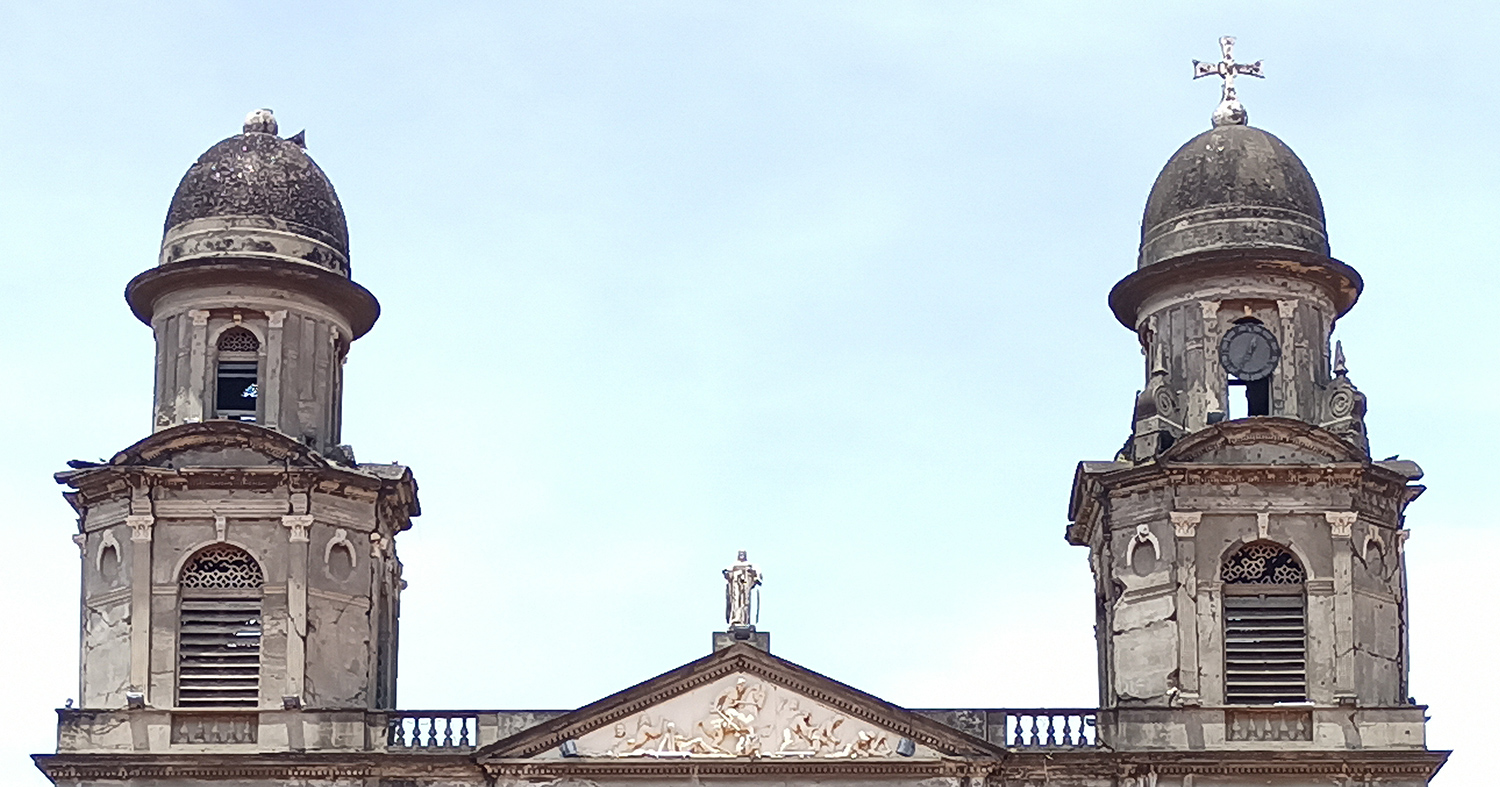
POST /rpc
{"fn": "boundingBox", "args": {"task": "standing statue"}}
[723,550,762,628]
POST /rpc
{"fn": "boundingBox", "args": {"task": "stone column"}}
[1193,300,1222,428]
[186,309,209,422]
[1171,512,1202,702]
[1275,299,1298,417]
[125,514,154,701]
[264,310,286,429]
[1327,511,1358,701]
[282,513,313,704]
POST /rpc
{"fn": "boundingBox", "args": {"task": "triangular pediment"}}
[1161,417,1364,465]
[477,643,998,763]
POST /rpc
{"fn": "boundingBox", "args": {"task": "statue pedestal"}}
[713,628,770,653]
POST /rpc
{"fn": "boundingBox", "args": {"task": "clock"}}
[1219,322,1281,381]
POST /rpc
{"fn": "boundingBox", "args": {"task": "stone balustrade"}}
[53,704,1429,755]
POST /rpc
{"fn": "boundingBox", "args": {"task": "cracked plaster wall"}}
[1095,473,1412,725]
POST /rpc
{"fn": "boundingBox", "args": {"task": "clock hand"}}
[1240,336,1259,368]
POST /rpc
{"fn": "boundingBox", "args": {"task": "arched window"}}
[214,327,260,422]
[1221,541,1307,704]
[177,545,264,708]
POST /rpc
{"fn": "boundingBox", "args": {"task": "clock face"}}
[1219,322,1281,381]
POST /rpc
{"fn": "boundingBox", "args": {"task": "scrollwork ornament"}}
[1328,387,1355,418]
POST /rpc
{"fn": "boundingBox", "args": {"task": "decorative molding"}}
[188,309,210,327]
[1225,709,1312,742]
[1276,299,1298,320]
[170,713,257,744]
[1256,512,1270,541]
[267,309,287,329]
[126,514,154,543]
[324,528,356,567]
[1127,525,1161,569]
[71,533,86,554]
[1395,529,1410,553]
[214,514,228,543]
[1325,511,1357,539]
[1361,525,1386,562]
[1170,512,1201,538]
[281,515,313,543]
[96,530,121,573]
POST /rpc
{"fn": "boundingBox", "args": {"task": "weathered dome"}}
[1138,124,1327,268]
[161,110,350,275]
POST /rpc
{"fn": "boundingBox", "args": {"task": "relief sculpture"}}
[580,674,908,759]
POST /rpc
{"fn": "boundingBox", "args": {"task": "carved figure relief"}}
[573,673,922,759]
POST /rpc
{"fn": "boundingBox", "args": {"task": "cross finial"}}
[1193,36,1263,127]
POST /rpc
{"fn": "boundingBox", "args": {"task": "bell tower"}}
[57,111,418,748]
[1069,39,1430,752]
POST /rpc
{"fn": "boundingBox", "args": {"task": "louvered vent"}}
[1223,594,1307,703]
[177,598,262,707]
[178,545,264,708]
[1222,542,1307,705]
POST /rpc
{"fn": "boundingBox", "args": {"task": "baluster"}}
[1060,715,1073,747]
[425,718,439,748]
[1044,714,1057,746]
[459,717,472,748]
[443,717,455,747]
[1028,715,1041,747]
[390,717,406,748]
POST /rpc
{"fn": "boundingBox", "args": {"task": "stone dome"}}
[161,110,350,275]
[1138,124,1327,269]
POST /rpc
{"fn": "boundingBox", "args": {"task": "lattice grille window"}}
[217,327,260,353]
[178,545,264,708]
[1222,541,1307,705]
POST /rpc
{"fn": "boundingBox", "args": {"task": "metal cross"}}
[1193,36,1263,126]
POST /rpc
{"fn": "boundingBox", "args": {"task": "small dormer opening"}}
[214,327,261,422]
[1220,317,1277,419]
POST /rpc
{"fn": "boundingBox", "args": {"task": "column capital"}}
[282,514,314,543]
[125,515,154,543]
[1325,511,1358,539]
[1171,511,1202,538]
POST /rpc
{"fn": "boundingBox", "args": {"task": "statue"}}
[723,550,762,629]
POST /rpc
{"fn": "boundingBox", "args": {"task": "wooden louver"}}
[1223,593,1307,704]
[177,598,262,707]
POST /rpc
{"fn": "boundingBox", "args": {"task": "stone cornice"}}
[32,752,476,782]
[34,748,1447,782]
[1067,455,1417,547]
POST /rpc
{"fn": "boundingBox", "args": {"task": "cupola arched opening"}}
[214,327,260,422]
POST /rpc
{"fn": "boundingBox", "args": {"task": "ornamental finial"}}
[243,108,278,136]
[1193,36,1263,127]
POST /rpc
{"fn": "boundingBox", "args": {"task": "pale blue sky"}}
[1,2,1496,784]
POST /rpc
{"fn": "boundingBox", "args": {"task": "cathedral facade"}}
[33,49,1447,787]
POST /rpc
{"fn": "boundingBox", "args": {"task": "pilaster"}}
[186,309,209,423]
[282,512,313,704]
[1171,512,1201,701]
[264,310,286,429]
[125,514,154,701]
[1327,510,1358,701]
